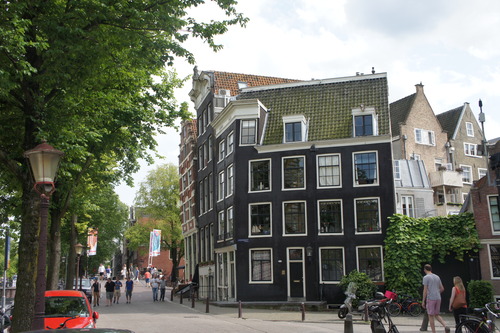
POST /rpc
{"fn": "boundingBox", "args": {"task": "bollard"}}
[205,296,210,313]
[301,302,305,322]
[191,293,195,308]
[171,289,174,301]
[344,313,353,333]
[238,300,242,318]
[180,292,183,304]
[420,312,428,331]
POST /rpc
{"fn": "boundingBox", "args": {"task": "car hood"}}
[44,316,95,329]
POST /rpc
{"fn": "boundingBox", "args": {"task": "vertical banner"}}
[87,228,98,256]
[149,229,161,257]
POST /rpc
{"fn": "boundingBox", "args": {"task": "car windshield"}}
[45,296,89,317]
[73,279,91,288]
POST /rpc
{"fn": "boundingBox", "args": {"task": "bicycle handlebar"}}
[485,302,500,319]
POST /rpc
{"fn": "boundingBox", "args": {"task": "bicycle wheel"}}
[388,302,401,317]
[455,319,489,333]
[338,307,348,319]
[408,302,423,316]
[388,325,400,333]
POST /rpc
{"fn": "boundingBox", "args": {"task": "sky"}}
[115,0,500,206]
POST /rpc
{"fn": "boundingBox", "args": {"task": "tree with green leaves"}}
[0,1,247,330]
[125,163,183,280]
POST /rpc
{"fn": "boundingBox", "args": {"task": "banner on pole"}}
[149,229,161,257]
[87,228,98,256]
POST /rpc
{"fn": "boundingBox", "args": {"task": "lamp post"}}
[24,141,64,330]
[75,243,84,291]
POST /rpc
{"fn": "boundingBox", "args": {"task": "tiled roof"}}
[213,71,299,96]
[389,93,416,137]
[238,74,389,145]
[436,106,463,139]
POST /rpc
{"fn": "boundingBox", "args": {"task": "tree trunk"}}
[47,209,62,290]
[65,215,77,290]
[11,189,40,332]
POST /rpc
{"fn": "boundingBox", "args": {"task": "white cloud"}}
[116,0,500,205]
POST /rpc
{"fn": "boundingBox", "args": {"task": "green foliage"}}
[0,0,247,330]
[467,280,493,308]
[339,270,377,304]
[126,163,183,256]
[385,213,480,297]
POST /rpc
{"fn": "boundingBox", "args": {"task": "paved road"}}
[95,281,455,333]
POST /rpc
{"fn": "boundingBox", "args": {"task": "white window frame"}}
[227,206,234,240]
[317,154,342,188]
[488,195,500,235]
[218,170,225,201]
[353,151,379,187]
[352,106,378,137]
[208,135,213,162]
[226,164,234,197]
[227,131,234,155]
[466,122,474,137]
[240,119,257,145]
[464,143,478,157]
[354,197,381,234]
[488,243,500,279]
[401,195,415,218]
[282,200,307,236]
[219,140,225,162]
[356,246,384,282]
[249,202,272,238]
[460,164,472,184]
[479,168,488,179]
[393,160,401,180]
[414,128,435,146]
[282,156,306,191]
[217,210,225,242]
[249,248,273,284]
[318,199,343,235]
[282,115,307,143]
[319,247,345,283]
[249,159,272,192]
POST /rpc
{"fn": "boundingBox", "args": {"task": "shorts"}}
[114,289,121,297]
[145,278,150,283]
[426,299,441,316]
[106,292,113,300]
[126,290,132,297]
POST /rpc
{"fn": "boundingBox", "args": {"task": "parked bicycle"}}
[386,292,423,317]
[455,301,500,333]
[369,297,400,333]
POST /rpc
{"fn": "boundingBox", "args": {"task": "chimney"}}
[415,82,424,94]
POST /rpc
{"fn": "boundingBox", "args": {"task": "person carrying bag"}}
[449,276,467,325]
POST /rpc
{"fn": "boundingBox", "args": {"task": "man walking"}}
[113,276,122,304]
[422,264,450,333]
[159,275,166,301]
[104,278,115,307]
[125,276,134,304]
[151,274,159,302]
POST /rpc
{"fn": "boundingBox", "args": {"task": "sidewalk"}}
[169,290,457,333]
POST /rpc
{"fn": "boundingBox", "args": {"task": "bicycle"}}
[455,302,500,333]
[369,298,400,333]
[387,293,423,317]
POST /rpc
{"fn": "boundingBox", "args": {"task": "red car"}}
[44,290,99,329]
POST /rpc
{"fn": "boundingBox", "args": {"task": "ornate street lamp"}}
[75,243,84,291]
[24,141,64,330]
